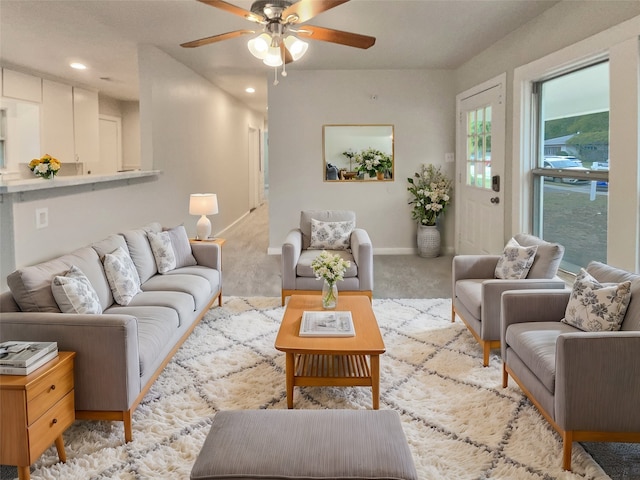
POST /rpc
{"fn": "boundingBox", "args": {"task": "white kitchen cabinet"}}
[2,69,42,103]
[41,80,74,163]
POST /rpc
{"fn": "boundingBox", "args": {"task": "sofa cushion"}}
[164,225,197,268]
[164,266,221,293]
[141,274,212,311]
[308,218,354,250]
[495,237,538,280]
[505,321,577,393]
[107,291,193,327]
[7,246,106,313]
[514,233,564,279]
[103,247,142,306]
[300,210,356,250]
[121,223,161,283]
[52,265,102,314]
[296,250,357,279]
[562,268,631,332]
[102,305,179,379]
[148,231,177,274]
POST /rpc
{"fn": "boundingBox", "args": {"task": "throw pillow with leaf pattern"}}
[562,268,631,331]
[309,219,355,250]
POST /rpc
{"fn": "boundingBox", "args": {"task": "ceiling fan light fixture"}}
[247,32,271,59]
[284,35,308,61]
[263,45,283,67]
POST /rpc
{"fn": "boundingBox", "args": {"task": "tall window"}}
[532,62,609,273]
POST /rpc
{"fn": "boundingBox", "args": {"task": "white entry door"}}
[455,75,506,254]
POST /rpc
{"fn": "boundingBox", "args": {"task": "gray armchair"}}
[281,210,373,305]
[501,261,640,470]
[452,233,566,366]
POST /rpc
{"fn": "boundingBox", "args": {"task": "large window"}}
[532,62,609,273]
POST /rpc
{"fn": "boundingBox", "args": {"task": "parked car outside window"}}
[542,156,588,183]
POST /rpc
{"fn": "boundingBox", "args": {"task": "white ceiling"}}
[0,0,561,114]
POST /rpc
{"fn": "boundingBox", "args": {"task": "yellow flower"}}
[29,158,41,169]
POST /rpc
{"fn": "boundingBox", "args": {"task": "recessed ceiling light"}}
[70,62,87,70]
[245,87,255,93]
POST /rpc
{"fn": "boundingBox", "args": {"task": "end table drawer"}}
[27,360,74,424]
[28,391,75,461]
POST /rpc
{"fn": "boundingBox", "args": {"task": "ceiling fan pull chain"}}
[281,48,287,77]
[273,66,279,86]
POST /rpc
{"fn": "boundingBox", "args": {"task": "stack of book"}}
[0,341,59,375]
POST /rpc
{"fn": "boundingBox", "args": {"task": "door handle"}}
[490,197,500,204]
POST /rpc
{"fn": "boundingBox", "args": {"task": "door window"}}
[466,106,492,189]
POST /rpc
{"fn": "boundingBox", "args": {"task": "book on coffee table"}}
[300,311,355,337]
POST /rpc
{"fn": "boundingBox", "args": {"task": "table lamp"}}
[189,193,218,240]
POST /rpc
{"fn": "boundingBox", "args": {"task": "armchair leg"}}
[483,342,490,367]
[502,363,508,388]
[451,304,456,323]
[562,431,573,471]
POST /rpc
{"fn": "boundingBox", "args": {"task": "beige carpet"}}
[19,297,610,480]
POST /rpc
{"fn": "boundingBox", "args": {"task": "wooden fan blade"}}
[280,43,293,64]
[181,30,254,48]
[297,25,375,49]
[197,0,263,23]
[283,0,349,24]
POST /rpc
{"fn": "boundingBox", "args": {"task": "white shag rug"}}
[23,297,610,480]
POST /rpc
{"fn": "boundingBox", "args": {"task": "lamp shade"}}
[189,194,218,240]
[248,33,271,60]
[189,193,218,216]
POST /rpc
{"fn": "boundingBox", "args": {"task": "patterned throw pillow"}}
[148,230,177,274]
[103,246,142,305]
[309,219,355,250]
[51,265,102,314]
[494,237,538,279]
[562,268,632,332]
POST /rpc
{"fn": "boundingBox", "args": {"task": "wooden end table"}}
[274,295,385,409]
[0,351,76,480]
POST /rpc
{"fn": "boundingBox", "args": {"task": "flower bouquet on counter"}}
[29,154,61,179]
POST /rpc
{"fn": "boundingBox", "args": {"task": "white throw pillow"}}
[148,230,177,274]
[52,265,102,314]
[495,237,538,279]
[103,246,142,305]
[309,219,355,250]
[562,268,631,332]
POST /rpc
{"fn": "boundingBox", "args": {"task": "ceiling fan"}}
[181,0,376,78]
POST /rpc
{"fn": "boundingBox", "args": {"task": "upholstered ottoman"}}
[191,409,418,480]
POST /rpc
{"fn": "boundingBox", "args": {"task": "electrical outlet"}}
[36,208,48,229]
[445,153,455,163]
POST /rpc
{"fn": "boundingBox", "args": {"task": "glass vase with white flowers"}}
[311,250,350,309]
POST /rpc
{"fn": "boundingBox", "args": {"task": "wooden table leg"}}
[54,435,67,462]
[371,354,380,410]
[286,353,294,409]
[17,465,30,480]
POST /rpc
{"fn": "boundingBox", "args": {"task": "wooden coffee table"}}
[274,295,385,409]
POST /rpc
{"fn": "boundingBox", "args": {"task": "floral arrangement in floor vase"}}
[407,164,453,257]
[311,250,350,309]
[407,163,453,226]
[354,147,393,179]
[29,154,61,179]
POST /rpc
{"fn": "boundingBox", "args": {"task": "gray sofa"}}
[0,223,221,442]
[501,261,640,470]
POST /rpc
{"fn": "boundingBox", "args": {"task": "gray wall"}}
[267,69,456,254]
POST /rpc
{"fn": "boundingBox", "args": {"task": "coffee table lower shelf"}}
[287,353,380,408]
